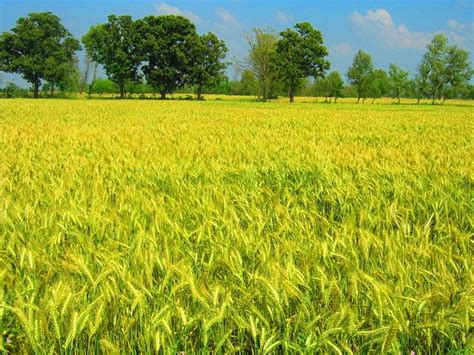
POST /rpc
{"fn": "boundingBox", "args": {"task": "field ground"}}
[0,98,473,353]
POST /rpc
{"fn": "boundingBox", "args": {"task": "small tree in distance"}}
[326,71,344,103]
[313,71,344,103]
[368,69,389,103]
[388,64,409,103]
[347,50,374,103]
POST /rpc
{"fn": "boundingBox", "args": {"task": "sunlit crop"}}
[0,98,472,353]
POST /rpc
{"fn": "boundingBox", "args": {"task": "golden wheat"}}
[0,98,472,353]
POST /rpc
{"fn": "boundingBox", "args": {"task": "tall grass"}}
[0,99,472,353]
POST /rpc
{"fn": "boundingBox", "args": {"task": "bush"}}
[0,82,30,98]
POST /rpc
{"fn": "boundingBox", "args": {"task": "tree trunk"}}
[88,63,98,97]
[398,96,400,104]
[334,97,338,103]
[362,97,366,104]
[262,81,267,102]
[197,86,202,100]
[119,82,125,99]
[160,92,166,100]
[357,93,360,103]
[33,81,40,98]
[287,84,294,103]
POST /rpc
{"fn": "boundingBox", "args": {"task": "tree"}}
[388,64,409,103]
[235,69,257,95]
[326,71,344,103]
[416,34,472,104]
[347,50,374,103]
[0,12,81,98]
[442,45,472,102]
[55,55,81,94]
[82,15,141,99]
[88,61,98,97]
[272,22,329,103]
[313,72,344,103]
[424,34,449,104]
[238,27,279,101]
[188,32,228,100]
[80,54,95,95]
[368,69,389,103]
[313,77,329,101]
[136,15,198,99]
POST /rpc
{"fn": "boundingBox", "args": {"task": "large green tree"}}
[272,22,329,103]
[188,32,228,100]
[0,12,81,98]
[347,50,374,103]
[136,15,197,99]
[82,15,141,99]
[388,64,409,103]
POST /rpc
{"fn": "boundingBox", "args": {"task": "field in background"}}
[68,92,474,106]
[0,98,472,353]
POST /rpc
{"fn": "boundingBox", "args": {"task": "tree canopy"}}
[82,15,141,98]
[136,15,198,99]
[347,50,374,103]
[272,22,329,102]
[0,12,81,97]
[188,32,228,100]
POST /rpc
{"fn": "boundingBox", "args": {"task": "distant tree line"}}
[0,12,472,103]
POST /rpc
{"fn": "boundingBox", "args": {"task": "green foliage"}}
[88,78,118,95]
[136,15,198,99]
[235,70,258,95]
[188,32,228,99]
[0,81,30,98]
[314,71,345,102]
[368,69,389,103]
[416,34,472,103]
[389,64,410,103]
[241,27,280,101]
[273,22,329,102]
[0,12,81,98]
[82,15,141,98]
[347,50,374,103]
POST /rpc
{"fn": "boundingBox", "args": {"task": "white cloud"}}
[276,10,293,24]
[447,19,465,30]
[351,9,431,49]
[154,2,201,23]
[215,8,240,27]
[446,19,474,49]
[332,43,353,55]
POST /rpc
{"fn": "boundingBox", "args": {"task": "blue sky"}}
[1,0,473,86]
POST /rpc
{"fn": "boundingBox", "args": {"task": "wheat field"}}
[0,99,473,353]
